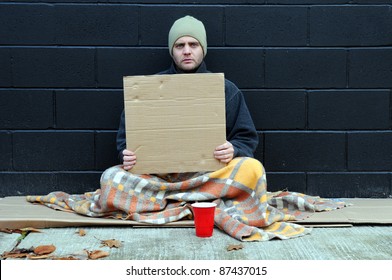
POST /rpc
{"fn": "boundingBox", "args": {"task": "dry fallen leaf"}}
[19,227,43,233]
[76,229,86,236]
[227,244,244,251]
[2,245,57,260]
[34,244,56,255]
[1,247,34,259]
[0,228,13,234]
[0,227,42,234]
[27,254,52,260]
[86,250,110,260]
[100,239,122,248]
[52,256,81,260]
[1,251,31,259]
[2,252,29,259]
[51,250,89,260]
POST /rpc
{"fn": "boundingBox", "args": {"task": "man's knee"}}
[100,165,124,184]
[230,157,265,181]
[237,157,264,171]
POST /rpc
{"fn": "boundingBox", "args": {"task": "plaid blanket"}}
[26,157,346,241]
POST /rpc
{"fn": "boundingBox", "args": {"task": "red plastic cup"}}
[191,202,217,238]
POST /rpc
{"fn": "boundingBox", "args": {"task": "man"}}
[116,15,260,171]
[100,16,278,241]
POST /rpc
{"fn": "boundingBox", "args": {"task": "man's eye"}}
[175,44,184,49]
[190,43,199,47]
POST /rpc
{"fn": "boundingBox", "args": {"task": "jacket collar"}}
[168,61,209,74]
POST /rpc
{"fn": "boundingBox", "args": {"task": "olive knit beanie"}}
[168,15,207,57]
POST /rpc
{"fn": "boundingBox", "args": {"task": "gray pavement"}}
[1,225,391,260]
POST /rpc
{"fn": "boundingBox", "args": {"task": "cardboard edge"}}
[2,197,392,229]
[0,218,194,230]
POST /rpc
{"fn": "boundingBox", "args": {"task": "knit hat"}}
[168,15,207,57]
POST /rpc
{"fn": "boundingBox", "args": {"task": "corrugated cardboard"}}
[294,198,392,225]
[123,73,226,174]
[0,196,193,229]
[1,197,391,229]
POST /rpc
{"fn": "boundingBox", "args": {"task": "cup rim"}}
[191,202,217,208]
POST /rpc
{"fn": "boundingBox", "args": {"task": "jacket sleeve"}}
[225,82,259,158]
[116,110,126,163]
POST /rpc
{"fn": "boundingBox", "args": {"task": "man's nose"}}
[183,44,191,54]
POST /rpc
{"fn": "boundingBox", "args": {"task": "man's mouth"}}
[182,59,193,63]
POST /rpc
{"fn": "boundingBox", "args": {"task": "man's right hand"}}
[122,149,137,171]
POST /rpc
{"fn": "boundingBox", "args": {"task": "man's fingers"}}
[215,143,229,151]
[123,149,137,171]
[123,159,136,170]
[123,155,136,161]
[214,141,234,164]
[215,154,233,163]
[215,141,233,152]
[123,164,134,171]
[214,150,228,157]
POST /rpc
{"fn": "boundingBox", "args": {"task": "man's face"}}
[172,36,204,72]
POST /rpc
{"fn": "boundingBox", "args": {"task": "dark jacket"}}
[116,61,258,162]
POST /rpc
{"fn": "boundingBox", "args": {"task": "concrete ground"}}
[1,225,391,260]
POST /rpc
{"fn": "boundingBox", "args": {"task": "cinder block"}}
[243,90,306,130]
[12,48,95,88]
[310,6,392,46]
[0,48,12,86]
[268,0,388,3]
[308,172,391,198]
[206,48,264,89]
[56,172,101,194]
[55,4,138,45]
[308,90,390,129]
[226,6,307,46]
[13,132,95,171]
[0,171,101,196]
[266,172,307,194]
[352,0,392,3]
[349,48,392,88]
[56,90,123,129]
[264,132,346,171]
[348,132,392,171]
[0,90,53,129]
[96,48,170,88]
[268,1,349,3]
[0,3,55,45]
[0,132,12,171]
[0,172,57,196]
[265,49,346,88]
[254,132,264,163]
[95,131,119,170]
[140,6,224,46]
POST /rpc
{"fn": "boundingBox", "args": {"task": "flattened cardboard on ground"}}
[294,198,392,225]
[123,73,226,174]
[0,196,193,229]
[1,197,391,230]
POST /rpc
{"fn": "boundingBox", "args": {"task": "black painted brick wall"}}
[1,0,391,198]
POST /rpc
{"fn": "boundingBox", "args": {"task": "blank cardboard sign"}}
[123,73,226,174]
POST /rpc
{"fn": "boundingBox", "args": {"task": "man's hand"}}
[214,141,234,163]
[122,149,137,171]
